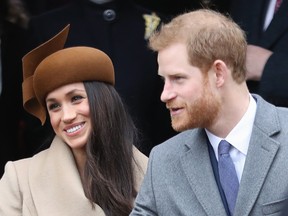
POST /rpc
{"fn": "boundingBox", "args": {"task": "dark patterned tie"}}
[218,140,239,215]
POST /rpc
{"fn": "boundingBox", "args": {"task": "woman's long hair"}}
[83,81,138,216]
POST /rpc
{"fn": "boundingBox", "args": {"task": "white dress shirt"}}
[264,0,278,30]
[206,94,257,183]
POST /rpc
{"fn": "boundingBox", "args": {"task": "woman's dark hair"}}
[83,81,138,216]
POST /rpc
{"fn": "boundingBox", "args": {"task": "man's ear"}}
[212,60,228,88]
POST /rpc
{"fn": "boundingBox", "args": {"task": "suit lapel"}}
[180,129,227,216]
[234,95,281,216]
[234,128,280,216]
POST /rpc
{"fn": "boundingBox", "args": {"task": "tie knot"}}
[218,140,231,155]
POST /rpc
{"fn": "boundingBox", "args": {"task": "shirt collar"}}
[206,94,257,158]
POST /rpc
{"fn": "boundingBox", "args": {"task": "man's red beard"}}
[169,81,220,132]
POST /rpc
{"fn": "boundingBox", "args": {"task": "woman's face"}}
[46,82,91,150]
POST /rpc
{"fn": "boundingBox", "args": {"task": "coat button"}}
[103,9,116,21]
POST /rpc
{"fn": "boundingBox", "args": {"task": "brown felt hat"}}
[22,25,115,125]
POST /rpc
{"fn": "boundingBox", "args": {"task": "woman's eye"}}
[48,103,60,111]
[72,95,84,102]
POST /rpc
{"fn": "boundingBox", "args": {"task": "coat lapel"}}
[180,129,227,216]
[29,136,105,216]
[234,95,281,216]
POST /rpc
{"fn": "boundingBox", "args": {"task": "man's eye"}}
[173,76,184,81]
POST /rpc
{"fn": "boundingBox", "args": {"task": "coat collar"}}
[180,129,227,215]
[234,94,281,216]
[29,136,105,215]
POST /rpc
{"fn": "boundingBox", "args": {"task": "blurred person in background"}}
[0,0,30,176]
[228,0,288,107]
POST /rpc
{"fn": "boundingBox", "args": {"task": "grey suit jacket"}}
[131,94,288,216]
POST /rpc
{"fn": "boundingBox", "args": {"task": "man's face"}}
[158,42,220,132]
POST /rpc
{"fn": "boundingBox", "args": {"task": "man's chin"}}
[172,119,199,132]
[172,122,188,132]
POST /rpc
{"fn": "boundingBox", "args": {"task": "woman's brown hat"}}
[22,25,115,125]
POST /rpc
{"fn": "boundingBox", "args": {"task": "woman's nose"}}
[61,105,76,123]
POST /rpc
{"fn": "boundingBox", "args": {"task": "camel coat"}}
[0,136,148,215]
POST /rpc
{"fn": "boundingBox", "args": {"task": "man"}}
[130,9,288,216]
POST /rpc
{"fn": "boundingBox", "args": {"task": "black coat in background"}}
[23,0,176,156]
[229,0,288,107]
[0,17,29,176]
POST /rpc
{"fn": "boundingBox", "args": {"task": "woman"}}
[0,25,148,216]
